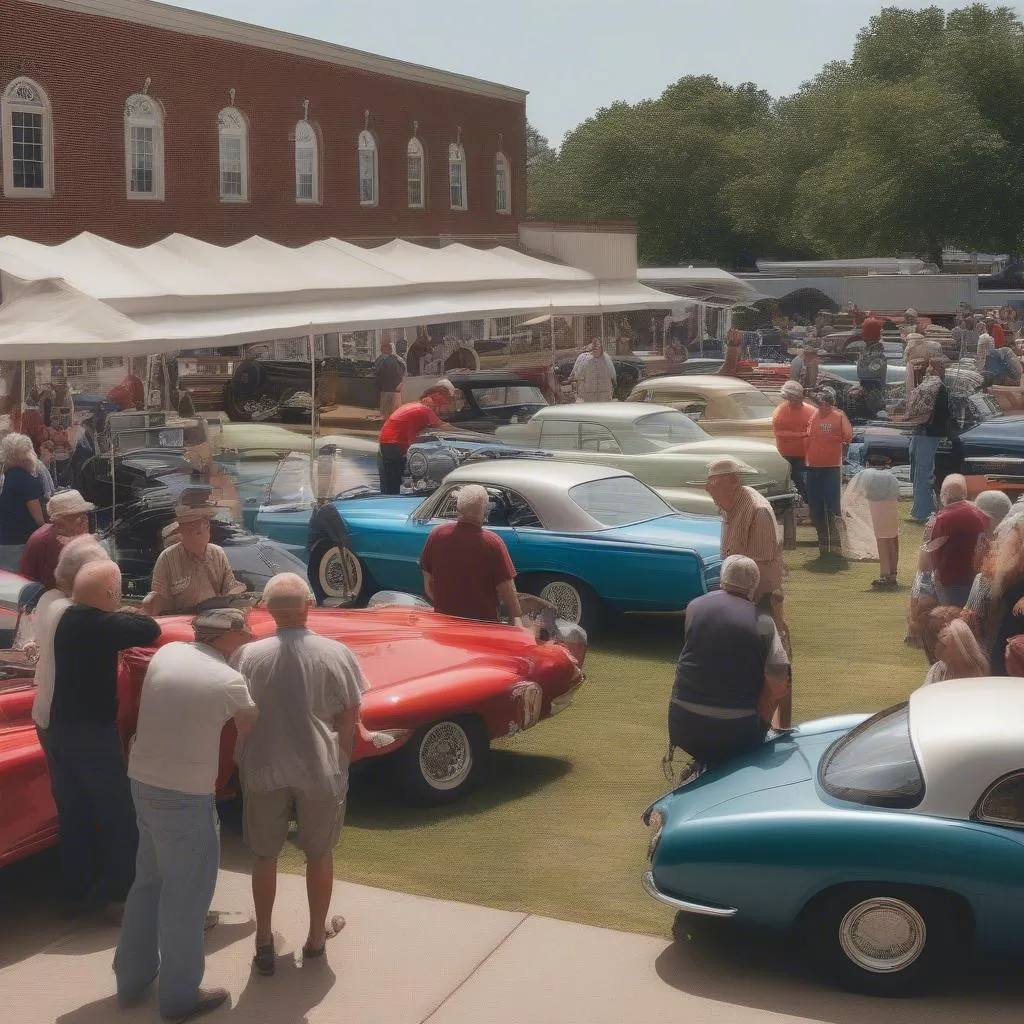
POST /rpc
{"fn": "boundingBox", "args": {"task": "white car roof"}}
[910,677,1024,820]
[635,375,761,393]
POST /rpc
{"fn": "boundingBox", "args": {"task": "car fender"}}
[308,503,353,554]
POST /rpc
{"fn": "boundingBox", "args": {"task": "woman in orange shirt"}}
[771,380,815,501]
[804,386,853,558]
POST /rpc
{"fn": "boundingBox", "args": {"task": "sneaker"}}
[162,987,230,1023]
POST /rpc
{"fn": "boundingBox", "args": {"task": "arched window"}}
[448,142,467,211]
[218,107,248,202]
[295,120,319,203]
[358,130,378,206]
[2,77,53,198]
[407,136,425,209]
[495,151,511,214]
[124,94,164,200]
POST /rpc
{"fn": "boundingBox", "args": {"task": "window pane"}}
[11,111,44,189]
[129,124,154,194]
[496,163,508,212]
[539,420,579,450]
[979,775,1024,826]
[450,160,464,208]
[634,410,708,447]
[359,149,376,204]
[220,135,243,197]
[296,144,314,200]
[819,704,925,809]
[580,422,621,453]
[408,155,423,207]
[569,477,673,527]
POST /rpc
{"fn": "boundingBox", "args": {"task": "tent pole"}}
[309,330,317,463]
[20,360,26,411]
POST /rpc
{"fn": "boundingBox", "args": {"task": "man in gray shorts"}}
[234,573,366,976]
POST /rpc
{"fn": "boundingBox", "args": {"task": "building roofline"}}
[21,0,529,102]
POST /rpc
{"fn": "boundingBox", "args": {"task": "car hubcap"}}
[539,580,583,624]
[838,898,927,974]
[418,722,472,791]
[319,547,362,601]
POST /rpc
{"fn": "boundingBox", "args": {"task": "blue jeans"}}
[909,433,941,522]
[114,781,220,1019]
[804,466,842,525]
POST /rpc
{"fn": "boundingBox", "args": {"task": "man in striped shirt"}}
[705,457,791,728]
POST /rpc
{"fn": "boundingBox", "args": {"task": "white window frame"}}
[407,135,425,209]
[448,142,467,211]
[2,77,54,199]
[357,129,379,207]
[495,150,511,214]
[123,94,165,201]
[218,107,249,203]
[295,119,319,204]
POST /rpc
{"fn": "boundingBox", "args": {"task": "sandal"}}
[301,915,346,959]
[253,942,275,977]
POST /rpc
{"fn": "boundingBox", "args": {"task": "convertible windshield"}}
[634,411,708,447]
[470,386,547,409]
[569,477,674,527]
[819,703,924,809]
[728,391,777,419]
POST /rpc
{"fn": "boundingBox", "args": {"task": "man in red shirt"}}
[803,387,853,558]
[860,310,884,344]
[19,489,96,590]
[377,380,458,494]
[923,474,990,607]
[419,484,524,624]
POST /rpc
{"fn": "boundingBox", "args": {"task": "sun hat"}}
[46,489,96,519]
[174,486,219,523]
[706,456,748,478]
[817,386,837,404]
[192,607,252,644]
[780,381,804,399]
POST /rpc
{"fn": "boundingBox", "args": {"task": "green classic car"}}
[494,402,797,520]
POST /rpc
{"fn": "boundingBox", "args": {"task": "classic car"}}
[254,458,723,635]
[626,376,780,440]
[642,679,1024,996]
[0,582,585,867]
[493,403,798,520]
[437,371,549,432]
[98,484,310,600]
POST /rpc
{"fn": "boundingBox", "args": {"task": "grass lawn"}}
[281,513,931,937]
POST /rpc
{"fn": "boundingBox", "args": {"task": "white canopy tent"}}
[0,233,692,358]
[636,266,766,307]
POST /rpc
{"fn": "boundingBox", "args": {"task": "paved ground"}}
[1,850,1021,1024]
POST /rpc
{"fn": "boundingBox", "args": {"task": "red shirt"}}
[930,501,990,587]
[107,374,145,410]
[378,402,444,453]
[419,521,516,621]
[19,523,63,590]
[990,322,1007,349]
[861,316,883,342]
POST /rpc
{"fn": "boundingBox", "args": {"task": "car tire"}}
[519,573,603,636]
[801,885,961,996]
[224,387,252,422]
[308,539,368,607]
[391,716,489,806]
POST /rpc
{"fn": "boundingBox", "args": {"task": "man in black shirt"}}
[372,340,407,420]
[48,560,161,919]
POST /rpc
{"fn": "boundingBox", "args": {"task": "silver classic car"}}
[494,403,797,519]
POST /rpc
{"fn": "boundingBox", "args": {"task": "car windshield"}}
[634,411,708,447]
[819,703,924,809]
[470,386,547,409]
[569,476,674,527]
[728,390,777,419]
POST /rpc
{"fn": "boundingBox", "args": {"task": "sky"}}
[176,0,1023,146]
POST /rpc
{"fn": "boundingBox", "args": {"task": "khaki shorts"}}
[243,787,345,861]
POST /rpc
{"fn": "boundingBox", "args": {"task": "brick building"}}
[0,0,527,248]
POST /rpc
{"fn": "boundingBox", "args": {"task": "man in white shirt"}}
[114,608,258,1023]
[235,573,366,977]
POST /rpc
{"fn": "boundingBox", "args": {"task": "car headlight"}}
[644,808,665,862]
[407,450,428,478]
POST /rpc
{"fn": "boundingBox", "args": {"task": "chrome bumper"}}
[642,871,737,918]
[549,677,583,716]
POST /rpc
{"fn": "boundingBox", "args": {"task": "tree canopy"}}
[529,4,1024,266]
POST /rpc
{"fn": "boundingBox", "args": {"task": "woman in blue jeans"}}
[897,356,950,523]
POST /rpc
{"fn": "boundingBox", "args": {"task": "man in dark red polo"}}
[924,474,990,608]
[377,380,458,494]
[419,484,524,625]
[19,489,96,590]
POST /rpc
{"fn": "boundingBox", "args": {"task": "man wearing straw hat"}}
[142,486,246,615]
[19,488,96,591]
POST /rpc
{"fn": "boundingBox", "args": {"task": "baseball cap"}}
[192,607,252,642]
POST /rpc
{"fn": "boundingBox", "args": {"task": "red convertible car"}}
[0,574,584,869]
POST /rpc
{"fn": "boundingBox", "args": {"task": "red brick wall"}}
[0,0,526,246]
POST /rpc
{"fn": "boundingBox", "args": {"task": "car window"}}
[432,487,461,521]
[728,390,777,419]
[975,772,1024,828]
[0,574,28,615]
[579,422,622,454]
[633,411,708,447]
[568,476,674,527]
[539,419,580,450]
[428,485,543,530]
[470,386,547,409]
[818,703,925,809]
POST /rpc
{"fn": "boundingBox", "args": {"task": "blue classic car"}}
[254,457,723,635]
[642,678,1024,995]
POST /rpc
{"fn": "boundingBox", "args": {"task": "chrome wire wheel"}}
[838,897,927,974]
[417,721,473,791]
[318,546,362,602]
[539,579,583,624]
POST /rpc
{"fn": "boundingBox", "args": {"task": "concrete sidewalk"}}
[2,868,1022,1024]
